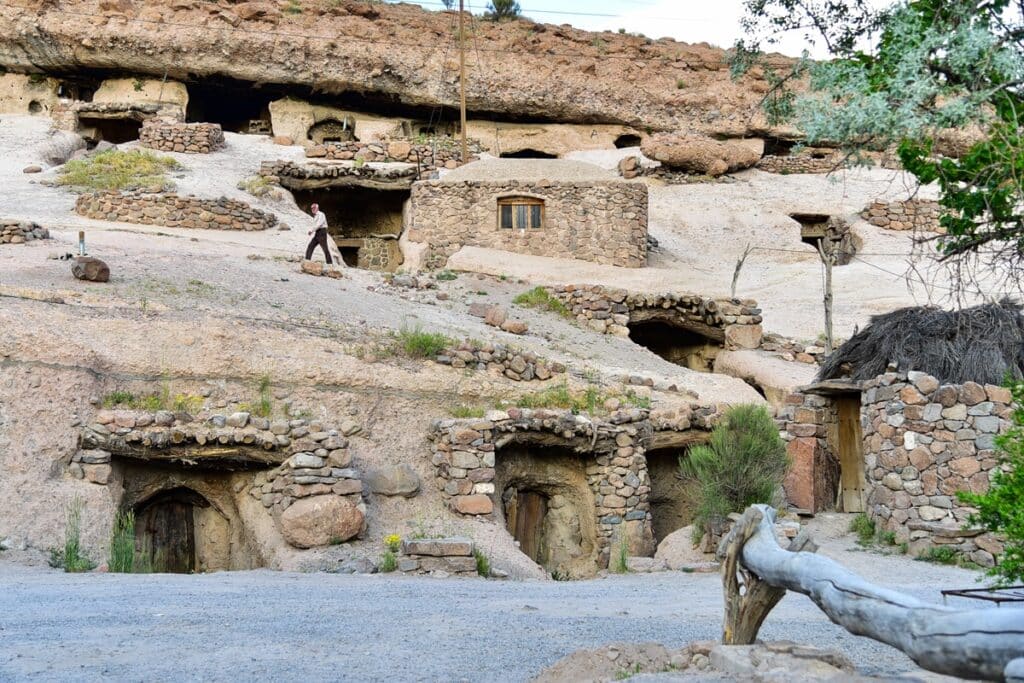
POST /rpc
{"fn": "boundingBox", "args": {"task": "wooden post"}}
[731,243,753,300]
[458,0,468,163]
[816,237,834,353]
[78,230,85,256]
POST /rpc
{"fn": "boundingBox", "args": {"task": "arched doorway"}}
[134,487,224,573]
[614,134,642,149]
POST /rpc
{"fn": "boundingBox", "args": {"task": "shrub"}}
[849,513,876,545]
[485,0,521,21]
[680,404,789,542]
[51,496,95,573]
[434,270,458,281]
[512,287,570,317]
[384,534,402,553]
[237,176,280,199]
[916,546,958,565]
[58,149,180,192]
[397,324,453,359]
[958,380,1024,584]
[379,550,397,572]
[108,510,137,573]
[611,530,630,574]
[450,405,486,418]
[473,548,491,577]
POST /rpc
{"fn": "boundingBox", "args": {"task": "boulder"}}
[22,165,42,174]
[300,259,323,276]
[641,133,761,177]
[272,135,293,146]
[279,494,364,548]
[484,305,508,328]
[71,256,110,283]
[500,319,529,335]
[450,494,493,515]
[365,463,421,498]
[654,525,714,570]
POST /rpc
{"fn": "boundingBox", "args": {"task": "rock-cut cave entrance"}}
[614,134,642,149]
[185,81,272,134]
[495,442,599,578]
[78,115,143,145]
[627,319,722,372]
[644,444,698,543]
[500,148,558,159]
[133,487,212,573]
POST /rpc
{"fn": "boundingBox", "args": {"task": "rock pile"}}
[468,304,529,335]
[398,537,477,575]
[861,199,942,233]
[75,191,277,231]
[139,120,225,153]
[546,284,762,348]
[862,372,1009,564]
[0,219,49,244]
[308,139,480,175]
[435,340,565,381]
[760,332,828,364]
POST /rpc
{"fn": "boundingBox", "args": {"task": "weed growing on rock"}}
[916,546,958,565]
[434,270,458,281]
[611,531,630,574]
[384,534,402,553]
[50,496,95,573]
[512,286,570,317]
[397,325,453,359]
[450,405,486,418]
[379,550,397,572]
[474,548,491,577]
[108,510,137,573]
[849,514,876,545]
[58,149,180,192]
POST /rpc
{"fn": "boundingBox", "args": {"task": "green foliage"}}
[284,0,302,13]
[676,78,686,89]
[433,269,458,281]
[473,548,491,577]
[102,387,203,414]
[512,287,570,317]
[58,149,180,192]
[512,382,649,414]
[379,550,397,572]
[450,405,486,418]
[255,374,273,418]
[849,513,876,545]
[485,0,521,21]
[132,78,144,92]
[916,546,958,565]
[397,325,453,359]
[735,0,1024,282]
[958,380,1024,584]
[51,497,95,573]
[108,510,138,573]
[237,176,279,199]
[680,404,789,541]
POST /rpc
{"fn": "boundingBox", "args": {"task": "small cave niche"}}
[500,148,558,159]
[495,443,599,578]
[185,81,272,133]
[307,118,355,145]
[645,447,696,544]
[28,100,42,114]
[614,134,642,149]
[790,212,858,266]
[292,186,409,239]
[78,116,143,145]
[627,320,721,372]
[763,136,797,157]
[339,246,360,267]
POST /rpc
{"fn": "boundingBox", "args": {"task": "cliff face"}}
[0,0,795,136]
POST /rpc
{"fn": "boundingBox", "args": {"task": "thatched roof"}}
[817,302,1024,385]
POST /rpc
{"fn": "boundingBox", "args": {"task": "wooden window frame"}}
[497,196,545,230]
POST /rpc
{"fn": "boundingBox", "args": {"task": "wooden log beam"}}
[719,505,1024,681]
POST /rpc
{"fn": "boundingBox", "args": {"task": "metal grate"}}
[941,585,1024,607]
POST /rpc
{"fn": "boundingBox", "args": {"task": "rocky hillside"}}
[0,0,796,136]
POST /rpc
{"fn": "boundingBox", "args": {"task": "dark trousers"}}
[305,228,333,264]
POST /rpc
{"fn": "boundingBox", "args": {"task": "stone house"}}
[407,159,648,269]
[778,303,1016,565]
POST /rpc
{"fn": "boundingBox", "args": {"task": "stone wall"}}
[335,236,402,272]
[139,121,225,154]
[546,285,763,348]
[309,139,480,174]
[862,372,1009,564]
[259,160,418,189]
[429,407,655,569]
[409,181,648,269]
[435,341,566,381]
[75,191,277,231]
[757,149,842,174]
[53,100,184,133]
[1,219,49,245]
[776,391,840,513]
[860,199,942,233]
[398,537,478,576]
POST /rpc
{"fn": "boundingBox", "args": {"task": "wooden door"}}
[837,397,866,512]
[137,496,196,573]
[509,490,548,564]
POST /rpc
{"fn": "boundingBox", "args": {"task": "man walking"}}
[305,202,333,264]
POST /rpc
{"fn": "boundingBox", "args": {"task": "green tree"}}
[735,0,1024,286]
[681,404,789,542]
[485,0,521,21]
[958,381,1024,585]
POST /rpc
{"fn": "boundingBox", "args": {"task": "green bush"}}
[450,405,486,419]
[485,0,521,20]
[849,513,876,545]
[58,149,180,192]
[681,404,789,542]
[379,550,397,572]
[473,548,491,577]
[397,325,453,359]
[512,287,570,317]
[916,546,958,565]
[108,510,137,573]
[434,270,458,281]
[50,497,95,573]
[611,530,630,574]
[958,380,1024,584]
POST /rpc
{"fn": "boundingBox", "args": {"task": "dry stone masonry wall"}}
[409,181,648,269]
[862,372,1009,564]
[75,191,277,231]
[398,537,478,575]
[546,284,763,348]
[1,219,49,244]
[259,160,418,188]
[435,341,567,382]
[860,199,942,233]
[139,120,225,153]
[308,139,480,174]
[776,392,840,513]
[756,149,842,174]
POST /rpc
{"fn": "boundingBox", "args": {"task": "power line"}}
[21,7,733,64]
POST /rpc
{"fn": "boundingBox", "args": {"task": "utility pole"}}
[816,238,835,353]
[458,0,468,162]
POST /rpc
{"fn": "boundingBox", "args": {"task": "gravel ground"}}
[0,515,993,682]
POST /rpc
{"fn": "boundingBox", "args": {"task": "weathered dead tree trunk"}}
[718,505,1024,681]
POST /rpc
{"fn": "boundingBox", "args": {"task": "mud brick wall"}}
[862,372,1009,565]
[140,121,225,153]
[75,191,277,231]
[861,199,942,233]
[410,181,648,269]
[1,219,49,244]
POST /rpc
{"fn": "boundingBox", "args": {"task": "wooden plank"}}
[837,397,865,512]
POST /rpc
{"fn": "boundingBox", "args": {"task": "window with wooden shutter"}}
[497,197,544,230]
